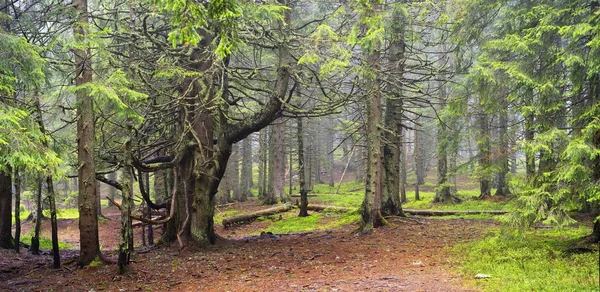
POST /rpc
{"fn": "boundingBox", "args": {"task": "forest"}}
[0,0,599,291]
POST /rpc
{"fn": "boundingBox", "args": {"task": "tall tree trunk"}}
[381,7,406,216]
[0,168,13,249]
[360,0,384,232]
[73,0,100,266]
[298,117,308,217]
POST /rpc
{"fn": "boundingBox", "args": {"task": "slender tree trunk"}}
[434,95,454,203]
[108,171,118,207]
[298,117,308,217]
[46,176,60,268]
[495,100,510,196]
[258,129,267,198]
[327,118,335,188]
[524,88,536,179]
[240,136,252,201]
[118,135,134,274]
[145,172,153,246]
[478,104,492,197]
[0,168,13,249]
[30,177,43,255]
[13,168,20,252]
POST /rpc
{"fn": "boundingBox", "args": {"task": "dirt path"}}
[1,214,495,291]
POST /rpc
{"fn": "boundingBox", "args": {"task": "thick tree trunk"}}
[0,169,13,249]
[73,0,100,266]
[297,117,308,217]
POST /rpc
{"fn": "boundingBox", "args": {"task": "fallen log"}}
[403,209,508,216]
[222,204,295,227]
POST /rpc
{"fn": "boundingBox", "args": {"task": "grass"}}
[304,182,515,213]
[15,208,80,221]
[454,226,599,292]
[262,210,360,234]
[19,234,72,249]
[402,190,515,211]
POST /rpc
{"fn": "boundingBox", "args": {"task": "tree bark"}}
[229,143,241,201]
[13,168,20,252]
[381,9,406,216]
[0,168,13,249]
[108,171,118,207]
[297,117,308,217]
[273,119,286,203]
[118,136,134,274]
[478,102,492,198]
[495,99,510,196]
[73,0,100,266]
[240,136,252,201]
[434,94,455,203]
[360,0,385,232]
[29,177,43,255]
[258,129,268,198]
[327,118,335,188]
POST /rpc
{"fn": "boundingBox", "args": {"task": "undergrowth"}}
[19,234,71,249]
[454,226,599,292]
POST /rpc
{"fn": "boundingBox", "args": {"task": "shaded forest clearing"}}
[2,194,598,292]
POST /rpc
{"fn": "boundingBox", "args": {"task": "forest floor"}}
[0,200,500,291]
